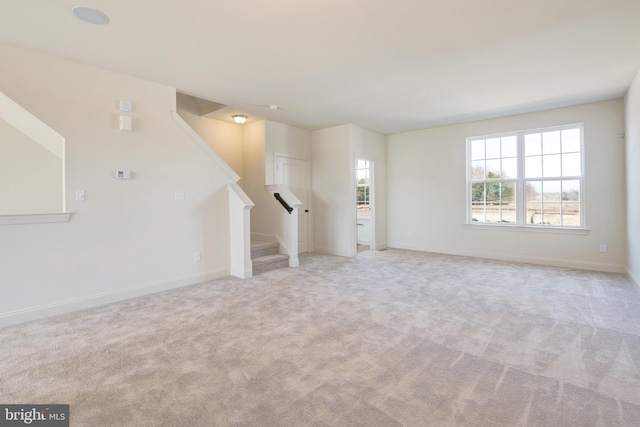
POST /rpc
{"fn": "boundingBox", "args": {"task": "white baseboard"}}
[314,246,356,258]
[0,268,229,328]
[386,242,627,274]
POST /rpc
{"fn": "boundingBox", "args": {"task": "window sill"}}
[0,212,72,226]
[464,223,590,235]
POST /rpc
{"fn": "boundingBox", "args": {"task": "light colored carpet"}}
[1,249,640,426]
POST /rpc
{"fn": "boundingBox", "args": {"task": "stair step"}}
[251,240,279,259]
[252,254,289,275]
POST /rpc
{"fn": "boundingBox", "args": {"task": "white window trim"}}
[466,123,586,230]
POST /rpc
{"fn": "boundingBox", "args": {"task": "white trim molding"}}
[0,269,229,327]
[0,212,71,226]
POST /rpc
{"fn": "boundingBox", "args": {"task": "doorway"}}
[275,155,310,253]
[356,159,373,252]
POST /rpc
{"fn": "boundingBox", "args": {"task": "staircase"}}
[251,241,289,275]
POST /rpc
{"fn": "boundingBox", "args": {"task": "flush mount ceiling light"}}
[232,115,247,124]
[72,6,110,25]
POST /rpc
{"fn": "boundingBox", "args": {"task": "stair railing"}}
[264,185,302,268]
[274,193,293,214]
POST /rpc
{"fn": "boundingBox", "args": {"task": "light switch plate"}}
[175,191,185,201]
[75,190,85,202]
[119,115,132,131]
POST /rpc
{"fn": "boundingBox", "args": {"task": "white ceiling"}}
[1,0,639,134]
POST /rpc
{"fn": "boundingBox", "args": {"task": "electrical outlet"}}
[599,244,607,253]
[194,251,201,262]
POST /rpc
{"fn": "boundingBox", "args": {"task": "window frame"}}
[356,159,371,218]
[466,123,586,230]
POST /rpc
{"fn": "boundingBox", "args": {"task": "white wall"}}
[177,109,243,184]
[625,70,640,285]
[350,125,387,250]
[0,117,62,214]
[387,100,627,273]
[0,43,235,325]
[311,125,354,256]
[265,120,312,185]
[242,120,274,241]
[311,124,387,256]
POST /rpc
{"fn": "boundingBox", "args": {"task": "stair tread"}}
[252,254,289,265]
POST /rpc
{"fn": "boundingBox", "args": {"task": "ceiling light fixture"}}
[72,6,110,25]
[232,115,247,124]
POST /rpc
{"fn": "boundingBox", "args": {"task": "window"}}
[356,159,370,218]
[468,124,584,228]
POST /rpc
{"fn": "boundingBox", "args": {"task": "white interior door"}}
[276,156,310,253]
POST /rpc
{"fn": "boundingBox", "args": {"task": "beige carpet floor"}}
[1,249,640,426]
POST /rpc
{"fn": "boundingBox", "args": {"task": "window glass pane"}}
[486,159,500,178]
[471,139,485,160]
[542,203,562,225]
[561,180,580,226]
[500,182,516,204]
[562,180,580,201]
[561,128,581,153]
[486,138,501,159]
[471,161,485,179]
[472,183,485,203]
[525,156,542,178]
[357,186,368,202]
[471,183,486,222]
[526,181,542,224]
[501,136,517,158]
[471,206,486,223]
[543,154,561,177]
[562,152,581,177]
[525,133,541,156]
[501,157,517,179]
[357,159,367,169]
[485,182,501,203]
[562,202,580,226]
[500,182,516,223]
[543,180,561,201]
[543,131,561,154]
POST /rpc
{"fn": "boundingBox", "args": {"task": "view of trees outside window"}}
[356,160,370,218]
[470,135,517,223]
[469,126,582,227]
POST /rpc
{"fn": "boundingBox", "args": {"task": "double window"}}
[468,124,584,228]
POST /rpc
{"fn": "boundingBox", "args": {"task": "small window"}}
[356,159,370,218]
[468,125,584,228]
